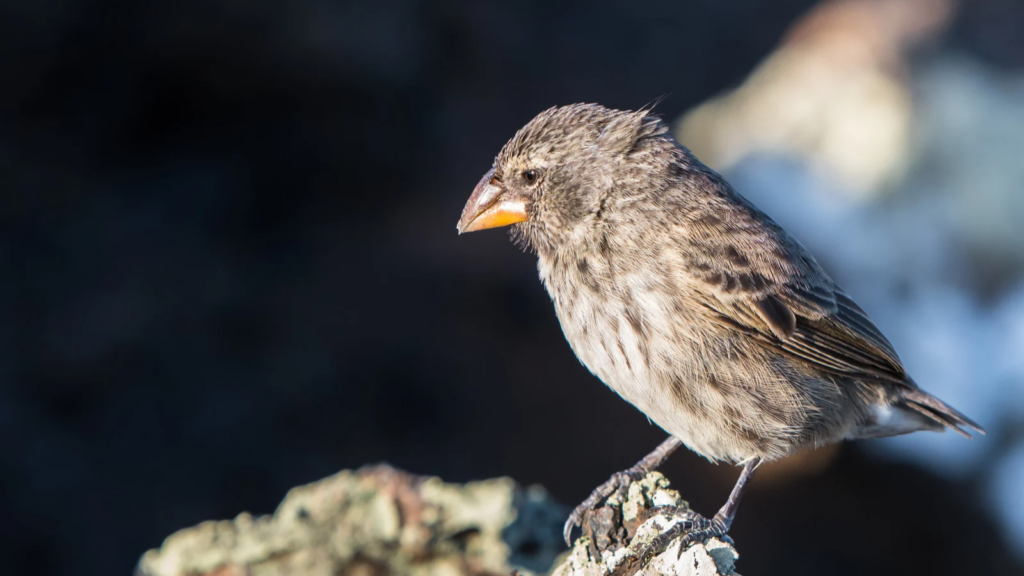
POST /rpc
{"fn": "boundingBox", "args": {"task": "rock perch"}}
[137,465,739,576]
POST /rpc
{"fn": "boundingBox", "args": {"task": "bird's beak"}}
[457,167,528,234]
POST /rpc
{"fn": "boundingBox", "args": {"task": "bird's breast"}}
[538,247,704,411]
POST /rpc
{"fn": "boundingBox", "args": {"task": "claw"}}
[674,517,725,560]
[636,511,727,567]
[562,515,577,547]
[562,437,684,548]
[562,470,644,546]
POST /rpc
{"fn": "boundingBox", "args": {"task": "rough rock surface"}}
[554,473,737,576]
[137,466,737,576]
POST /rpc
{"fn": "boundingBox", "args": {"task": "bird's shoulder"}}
[657,168,838,321]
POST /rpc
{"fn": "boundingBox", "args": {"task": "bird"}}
[455,103,984,559]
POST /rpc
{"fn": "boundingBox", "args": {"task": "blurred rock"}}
[909,56,1024,285]
[676,0,955,195]
[137,465,565,576]
[137,467,737,576]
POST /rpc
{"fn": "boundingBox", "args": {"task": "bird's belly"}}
[556,296,841,462]
[590,360,766,462]
[556,302,742,461]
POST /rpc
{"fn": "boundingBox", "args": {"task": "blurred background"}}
[2,0,1023,574]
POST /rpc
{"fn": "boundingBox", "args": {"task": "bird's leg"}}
[638,457,762,566]
[713,456,761,531]
[563,436,682,545]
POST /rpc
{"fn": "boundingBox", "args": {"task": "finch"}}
[457,103,983,556]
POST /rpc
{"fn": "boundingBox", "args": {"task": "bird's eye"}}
[522,170,538,185]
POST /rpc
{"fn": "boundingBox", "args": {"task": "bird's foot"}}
[563,467,647,545]
[636,507,729,567]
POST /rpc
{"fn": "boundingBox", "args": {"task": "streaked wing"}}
[673,174,907,385]
[783,291,905,382]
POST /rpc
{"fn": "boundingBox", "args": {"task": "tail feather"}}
[900,390,986,439]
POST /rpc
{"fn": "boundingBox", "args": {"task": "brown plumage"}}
[457,103,984,555]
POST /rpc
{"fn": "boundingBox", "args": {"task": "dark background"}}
[2,1,1022,575]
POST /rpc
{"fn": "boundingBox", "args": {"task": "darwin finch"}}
[456,103,983,557]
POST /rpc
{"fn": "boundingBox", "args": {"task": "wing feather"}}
[673,173,908,385]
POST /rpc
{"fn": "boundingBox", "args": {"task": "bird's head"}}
[456,103,673,253]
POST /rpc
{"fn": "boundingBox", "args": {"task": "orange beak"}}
[456,168,529,234]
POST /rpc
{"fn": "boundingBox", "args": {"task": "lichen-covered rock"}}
[551,473,738,576]
[136,465,565,576]
[137,466,736,576]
